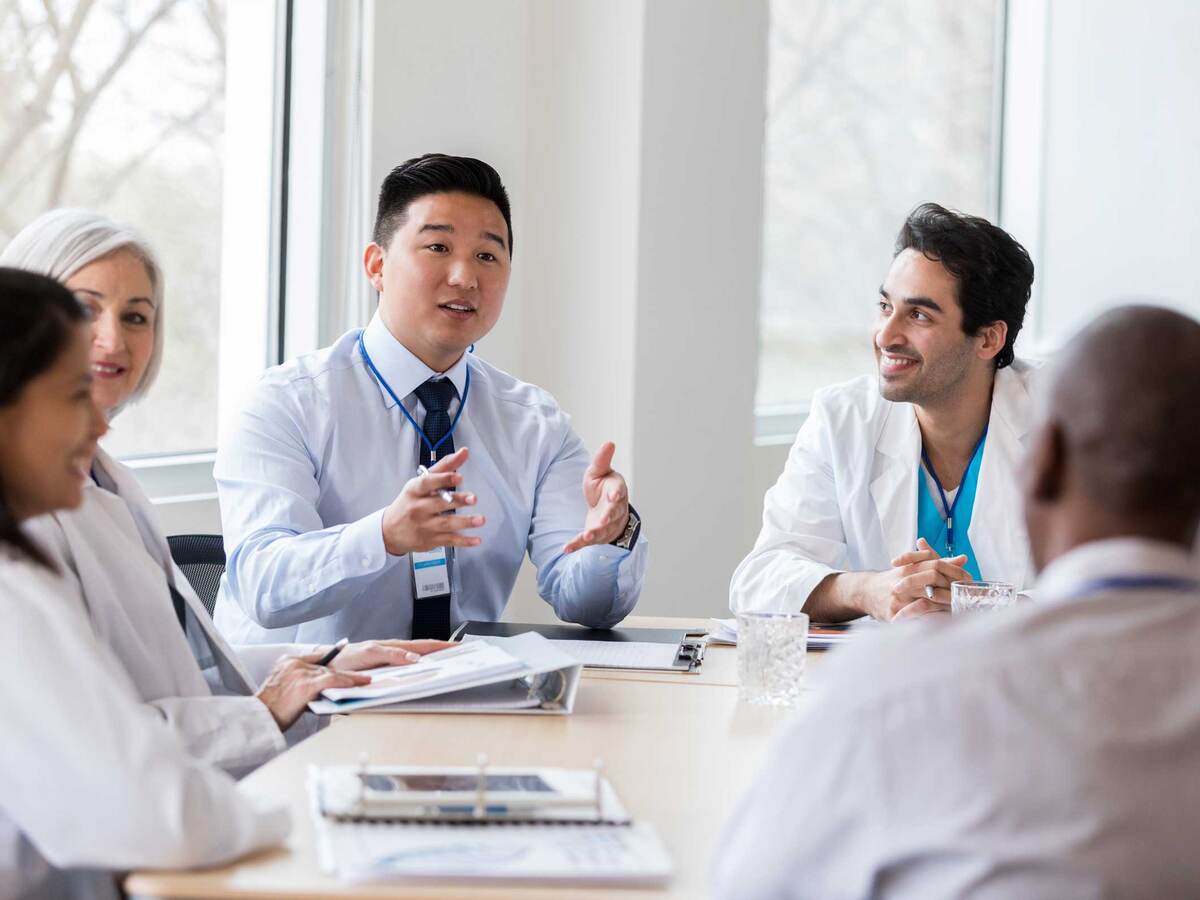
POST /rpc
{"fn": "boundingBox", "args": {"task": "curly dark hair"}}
[895,203,1034,368]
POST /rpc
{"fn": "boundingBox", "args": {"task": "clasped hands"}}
[379,443,630,558]
[868,538,971,622]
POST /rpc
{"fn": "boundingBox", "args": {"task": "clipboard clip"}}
[675,637,706,672]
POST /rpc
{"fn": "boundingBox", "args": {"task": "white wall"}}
[630,0,771,615]
[369,0,530,374]
[1003,0,1200,353]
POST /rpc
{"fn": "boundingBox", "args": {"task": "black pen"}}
[317,637,349,667]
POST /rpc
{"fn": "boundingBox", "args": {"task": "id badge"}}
[411,545,453,599]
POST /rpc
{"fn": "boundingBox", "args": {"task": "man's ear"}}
[1026,420,1066,505]
[977,320,1009,362]
[363,243,384,292]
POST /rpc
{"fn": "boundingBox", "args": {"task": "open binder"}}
[307,632,582,716]
[309,760,673,885]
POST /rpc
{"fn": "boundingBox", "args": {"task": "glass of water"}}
[736,611,809,707]
[951,580,1017,614]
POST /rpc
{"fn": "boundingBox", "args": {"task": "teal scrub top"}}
[917,435,986,581]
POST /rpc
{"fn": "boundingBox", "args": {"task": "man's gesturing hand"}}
[563,441,631,554]
[381,447,485,556]
[255,654,371,731]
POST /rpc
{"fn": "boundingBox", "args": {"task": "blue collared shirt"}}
[212,313,647,645]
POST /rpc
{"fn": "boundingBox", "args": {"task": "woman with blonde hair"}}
[2,209,450,775]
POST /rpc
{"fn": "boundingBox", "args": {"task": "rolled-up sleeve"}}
[729,389,849,614]
[526,413,647,629]
[216,379,400,629]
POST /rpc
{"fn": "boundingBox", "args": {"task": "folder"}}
[307,632,582,716]
[453,621,706,672]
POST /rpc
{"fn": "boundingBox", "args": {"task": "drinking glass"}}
[736,611,809,707]
[950,580,1017,614]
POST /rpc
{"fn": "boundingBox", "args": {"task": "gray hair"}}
[0,208,166,409]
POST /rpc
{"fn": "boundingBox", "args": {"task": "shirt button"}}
[361,556,371,568]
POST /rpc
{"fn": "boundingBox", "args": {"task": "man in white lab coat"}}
[715,305,1200,899]
[731,203,1038,622]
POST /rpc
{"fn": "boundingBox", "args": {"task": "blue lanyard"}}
[920,427,987,556]
[1063,575,1199,601]
[357,330,471,458]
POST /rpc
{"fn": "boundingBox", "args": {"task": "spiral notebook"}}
[308,765,673,885]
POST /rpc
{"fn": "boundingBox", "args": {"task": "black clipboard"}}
[451,622,706,672]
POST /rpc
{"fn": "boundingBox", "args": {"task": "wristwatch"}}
[609,505,642,551]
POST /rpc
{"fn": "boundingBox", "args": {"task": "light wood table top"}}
[126,617,816,899]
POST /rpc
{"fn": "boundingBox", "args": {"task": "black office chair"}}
[167,534,226,618]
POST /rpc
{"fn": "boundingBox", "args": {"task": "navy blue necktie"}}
[410,378,458,639]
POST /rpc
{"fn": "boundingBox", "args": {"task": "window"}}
[1,0,232,457]
[757,0,1003,438]
[1,0,285,463]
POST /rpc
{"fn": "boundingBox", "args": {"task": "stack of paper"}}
[708,617,876,650]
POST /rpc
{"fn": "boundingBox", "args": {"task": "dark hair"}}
[373,153,513,257]
[894,203,1034,368]
[0,267,88,568]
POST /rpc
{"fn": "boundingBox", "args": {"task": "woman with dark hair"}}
[0,268,287,900]
[4,210,450,779]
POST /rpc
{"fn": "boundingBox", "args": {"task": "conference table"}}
[126,616,823,899]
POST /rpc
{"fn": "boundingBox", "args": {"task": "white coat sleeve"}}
[21,512,288,775]
[147,695,285,776]
[729,389,850,614]
[0,563,289,871]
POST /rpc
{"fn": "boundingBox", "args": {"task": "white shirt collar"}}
[1035,537,1199,601]
[360,312,470,409]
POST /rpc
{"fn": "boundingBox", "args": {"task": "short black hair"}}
[894,203,1034,368]
[0,267,89,569]
[373,153,513,257]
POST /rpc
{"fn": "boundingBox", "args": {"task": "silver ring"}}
[924,584,935,601]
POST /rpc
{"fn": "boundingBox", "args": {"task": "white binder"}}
[307,632,582,716]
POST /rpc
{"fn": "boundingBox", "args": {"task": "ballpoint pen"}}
[416,464,455,504]
[317,637,349,666]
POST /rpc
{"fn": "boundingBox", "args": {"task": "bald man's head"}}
[1024,305,1200,570]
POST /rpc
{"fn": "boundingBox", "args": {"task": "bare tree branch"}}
[45,0,182,205]
[88,83,221,206]
[0,0,94,172]
[201,0,225,61]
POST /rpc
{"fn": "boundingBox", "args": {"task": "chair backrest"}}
[166,534,226,618]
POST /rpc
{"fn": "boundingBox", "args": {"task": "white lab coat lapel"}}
[968,366,1035,589]
[870,400,921,562]
[94,449,257,693]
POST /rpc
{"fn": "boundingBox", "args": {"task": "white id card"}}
[411,546,452,598]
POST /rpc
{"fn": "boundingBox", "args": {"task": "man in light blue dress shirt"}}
[213,154,645,645]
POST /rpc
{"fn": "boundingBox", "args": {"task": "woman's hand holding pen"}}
[380,447,485,556]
